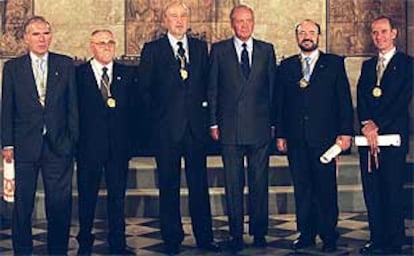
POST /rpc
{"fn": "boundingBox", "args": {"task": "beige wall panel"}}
[236,0,326,59]
[35,0,125,58]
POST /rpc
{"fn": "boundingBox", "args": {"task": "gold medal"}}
[372,87,382,98]
[299,78,309,88]
[180,69,188,80]
[107,97,116,108]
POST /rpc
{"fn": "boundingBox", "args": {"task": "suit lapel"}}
[309,51,328,82]
[187,37,197,84]
[45,53,59,106]
[111,62,123,96]
[382,52,399,82]
[85,61,102,96]
[248,39,263,82]
[160,35,178,67]
[22,54,40,101]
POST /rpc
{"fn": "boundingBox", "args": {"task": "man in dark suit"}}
[75,29,136,255]
[276,19,354,252]
[357,16,413,255]
[138,1,219,255]
[208,5,276,252]
[1,16,78,255]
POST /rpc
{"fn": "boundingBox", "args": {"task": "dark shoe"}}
[384,246,402,254]
[77,233,95,255]
[109,247,135,255]
[197,241,221,252]
[77,247,92,256]
[164,243,180,255]
[360,241,384,255]
[322,242,337,252]
[291,238,315,250]
[228,237,244,253]
[253,236,267,248]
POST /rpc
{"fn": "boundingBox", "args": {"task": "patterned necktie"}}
[36,58,46,105]
[241,43,250,79]
[303,57,311,81]
[177,41,185,59]
[100,67,109,100]
[376,57,385,86]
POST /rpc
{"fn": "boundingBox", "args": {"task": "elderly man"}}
[1,16,78,255]
[138,1,219,254]
[208,4,277,252]
[75,29,136,255]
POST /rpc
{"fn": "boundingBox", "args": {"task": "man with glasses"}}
[75,29,136,255]
[276,19,354,252]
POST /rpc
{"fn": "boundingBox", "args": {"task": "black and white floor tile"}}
[0,213,413,255]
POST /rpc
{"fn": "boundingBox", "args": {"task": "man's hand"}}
[210,127,220,141]
[361,120,379,153]
[277,138,287,153]
[2,148,14,163]
[336,135,352,151]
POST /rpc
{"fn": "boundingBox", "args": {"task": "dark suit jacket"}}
[1,52,78,161]
[357,51,413,153]
[277,52,354,148]
[207,38,276,145]
[138,35,209,143]
[76,61,135,163]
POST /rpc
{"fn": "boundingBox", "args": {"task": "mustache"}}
[301,39,314,44]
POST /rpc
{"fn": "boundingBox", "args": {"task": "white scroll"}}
[320,144,342,164]
[355,134,401,147]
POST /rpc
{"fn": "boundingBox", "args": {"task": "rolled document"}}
[320,144,342,164]
[3,158,15,202]
[355,134,401,147]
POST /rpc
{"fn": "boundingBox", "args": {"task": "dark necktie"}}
[101,67,109,100]
[177,41,186,64]
[241,43,250,79]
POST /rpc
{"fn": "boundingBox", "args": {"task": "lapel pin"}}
[55,71,59,76]
[117,76,121,80]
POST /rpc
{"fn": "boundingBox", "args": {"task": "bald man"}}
[75,29,136,255]
[138,1,218,254]
[276,19,354,252]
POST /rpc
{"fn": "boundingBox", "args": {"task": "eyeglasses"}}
[92,40,116,47]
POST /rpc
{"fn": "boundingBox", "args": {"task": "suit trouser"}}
[12,141,73,255]
[221,142,269,238]
[287,143,338,243]
[156,128,213,246]
[76,157,129,250]
[359,147,406,248]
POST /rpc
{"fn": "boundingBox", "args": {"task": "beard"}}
[298,39,318,52]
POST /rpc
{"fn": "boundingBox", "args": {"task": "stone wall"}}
[0,0,412,112]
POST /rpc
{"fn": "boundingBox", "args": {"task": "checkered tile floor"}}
[0,213,413,255]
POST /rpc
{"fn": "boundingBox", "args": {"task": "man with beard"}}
[276,19,354,252]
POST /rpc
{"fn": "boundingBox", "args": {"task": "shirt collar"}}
[234,36,253,50]
[30,52,48,63]
[379,47,396,64]
[300,49,319,62]
[91,58,114,73]
[167,32,188,50]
